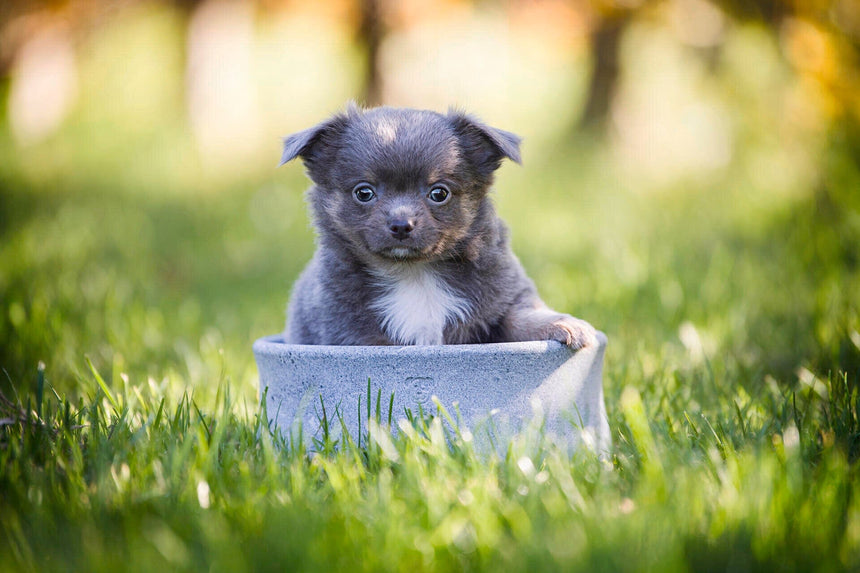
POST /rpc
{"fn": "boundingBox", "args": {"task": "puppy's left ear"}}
[448,111,522,175]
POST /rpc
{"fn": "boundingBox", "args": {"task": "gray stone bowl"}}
[253,332,611,454]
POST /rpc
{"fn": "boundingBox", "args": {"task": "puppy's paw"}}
[546,315,598,350]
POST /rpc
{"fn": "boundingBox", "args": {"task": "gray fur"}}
[280,104,596,348]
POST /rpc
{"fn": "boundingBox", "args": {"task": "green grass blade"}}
[86,356,119,411]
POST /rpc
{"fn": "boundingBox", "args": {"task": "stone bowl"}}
[253,332,611,454]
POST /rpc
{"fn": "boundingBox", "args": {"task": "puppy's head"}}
[280,104,521,263]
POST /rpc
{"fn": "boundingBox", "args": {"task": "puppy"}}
[279,104,596,349]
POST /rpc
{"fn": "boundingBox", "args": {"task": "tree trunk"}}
[358,0,383,106]
[579,14,629,131]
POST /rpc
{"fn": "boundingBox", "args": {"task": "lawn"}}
[2,10,860,571]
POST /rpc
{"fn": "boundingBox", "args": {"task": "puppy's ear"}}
[279,107,357,166]
[448,111,522,175]
[279,125,324,166]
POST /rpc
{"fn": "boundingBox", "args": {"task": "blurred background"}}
[0,0,858,405]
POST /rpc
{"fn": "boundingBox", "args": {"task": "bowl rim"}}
[252,332,607,359]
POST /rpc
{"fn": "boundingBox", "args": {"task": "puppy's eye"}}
[427,185,450,204]
[353,185,376,203]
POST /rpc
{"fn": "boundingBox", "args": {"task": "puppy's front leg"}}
[503,295,597,350]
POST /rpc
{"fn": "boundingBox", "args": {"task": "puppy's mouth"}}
[378,246,425,261]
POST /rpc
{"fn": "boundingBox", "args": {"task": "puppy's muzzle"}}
[388,218,415,241]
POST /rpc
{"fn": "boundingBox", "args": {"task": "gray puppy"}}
[279,104,596,349]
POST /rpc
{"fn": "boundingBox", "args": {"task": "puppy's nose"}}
[388,219,415,240]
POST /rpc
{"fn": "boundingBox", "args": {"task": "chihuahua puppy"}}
[279,104,596,349]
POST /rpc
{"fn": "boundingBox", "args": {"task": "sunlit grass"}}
[2,121,859,568]
[1,348,857,571]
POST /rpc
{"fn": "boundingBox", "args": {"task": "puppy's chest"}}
[369,266,470,345]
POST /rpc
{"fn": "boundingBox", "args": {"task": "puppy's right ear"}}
[279,111,351,167]
[279,125,322,166]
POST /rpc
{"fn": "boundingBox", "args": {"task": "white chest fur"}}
[370,264,470,345]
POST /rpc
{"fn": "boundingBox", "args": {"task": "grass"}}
[2,126,860,569]
[0,356,858,570]
[2,20,860,567]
